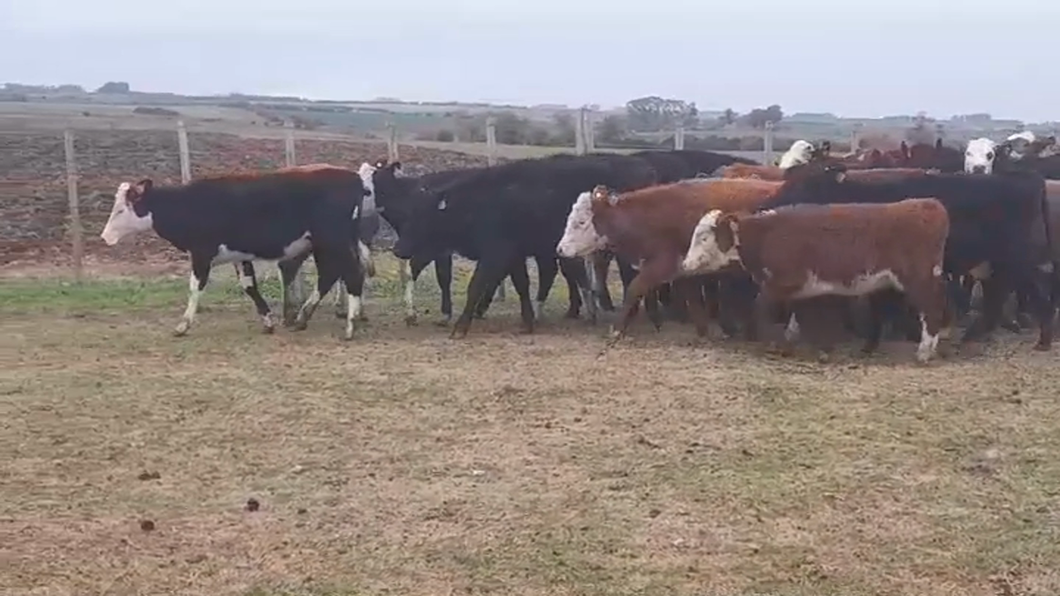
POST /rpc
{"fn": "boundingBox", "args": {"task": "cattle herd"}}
[98,131,1060,364]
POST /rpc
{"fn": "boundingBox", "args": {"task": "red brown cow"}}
[681,198,951,363]
[556,178,782,338]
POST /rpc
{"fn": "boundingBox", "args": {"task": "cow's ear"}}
[130,178,152,202]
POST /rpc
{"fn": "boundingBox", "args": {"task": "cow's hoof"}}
[261,314,276,334]
[1033,341,1051,352]
[291,319,309,332]
[434,317,451,328]
[173,321,190,337]
[449,326,469,340]
[405,313,418,327]
[519,324,535,335]
[1000,319,1022,334]
[343,324,356,341]
[564,308,580,320]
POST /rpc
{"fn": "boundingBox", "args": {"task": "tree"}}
[492,111,532,145]
[96,81,131,94]
[597,115,627,144]
[739,104,784,129]
[552,112,577,145]
[625,95,698,132]
[719,108,737,126]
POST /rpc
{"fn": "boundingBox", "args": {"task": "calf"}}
[556,178,781,338]
[766,162,1056,350]
[99,166,370,339]
[682,198,950,362]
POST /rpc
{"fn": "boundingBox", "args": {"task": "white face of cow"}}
[357,162,377,212]
[1005,131,1036,161]
[100,182,153,245]
[682,209,741,273]
[556,191,607,258]
[964,138,997,174]
[778,140,814,169]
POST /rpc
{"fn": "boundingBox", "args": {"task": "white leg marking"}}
[916,313,940,363]
[784,313,801,342]
[333,280,347,313]
[175,273,203,336]
[345,294,363,340]
[262,312,275,332]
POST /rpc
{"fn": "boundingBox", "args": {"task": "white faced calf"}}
[100,168,370,340]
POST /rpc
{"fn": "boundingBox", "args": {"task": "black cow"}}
[392,152,658,337]
[99,166,370,340]
[366,159,599,325]
[762,161,1057,351]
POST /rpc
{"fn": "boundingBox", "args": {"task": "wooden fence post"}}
[574,110,586,155]
[177,121,191,184]
[850,122,862,153]
[63,129,83,282]
[386,122,399,163]
[763,121,775,165]
[485,116,498,166]
[582,108,595,153]
[674,126,685,150]
[284,120,296,167]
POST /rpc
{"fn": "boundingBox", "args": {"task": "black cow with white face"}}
[99,166,371,339]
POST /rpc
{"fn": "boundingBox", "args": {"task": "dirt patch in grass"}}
[2,259,1060,596]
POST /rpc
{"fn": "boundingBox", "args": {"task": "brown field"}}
[3,254,1060,596]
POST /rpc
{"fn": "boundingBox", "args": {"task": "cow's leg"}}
[962,273,1008,343]
[452,252,511,339]
[236,261,275,334]
[676,276,711,337]
[861,291,893,354]
[904,275,947,363]
[398,257,417,325]
[339,244,367,340]
[616,256,638,305]
[278,253,309,327]
[1015,263,1055,351]
[174,254,212,337]
[292,248,338,334]
[559,256,593,321]
[612,258,675,339]
[533,255,558,322]
[592,252,615,311]
[434,253,454,326]
[509,258,536,334]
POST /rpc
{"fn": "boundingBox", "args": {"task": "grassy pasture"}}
[2,254,1060,596]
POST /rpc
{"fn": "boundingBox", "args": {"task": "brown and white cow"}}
[681,198,951,363]
[556,178,782,338]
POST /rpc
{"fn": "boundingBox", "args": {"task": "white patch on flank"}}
[682,210,742,273]
[784,314,801,342]
[174,273,204,336]
[556,191,607,258]
[916,313,940,363]
[345,295,363,339]
[778,140,814,169]
[100,182,154,245]
[964,138,997,173]
[969,261,992,280]
[790,270,904,299]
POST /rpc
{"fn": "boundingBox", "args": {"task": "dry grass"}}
[3,255,1060,596]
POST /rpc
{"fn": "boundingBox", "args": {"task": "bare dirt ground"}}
[2,255,1060,596]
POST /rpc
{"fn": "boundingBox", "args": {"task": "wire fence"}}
[0,118,788,279]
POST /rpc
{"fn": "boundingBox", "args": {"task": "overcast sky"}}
[2,0,1056,121]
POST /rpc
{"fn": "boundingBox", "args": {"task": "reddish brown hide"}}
[589,178,781,338]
